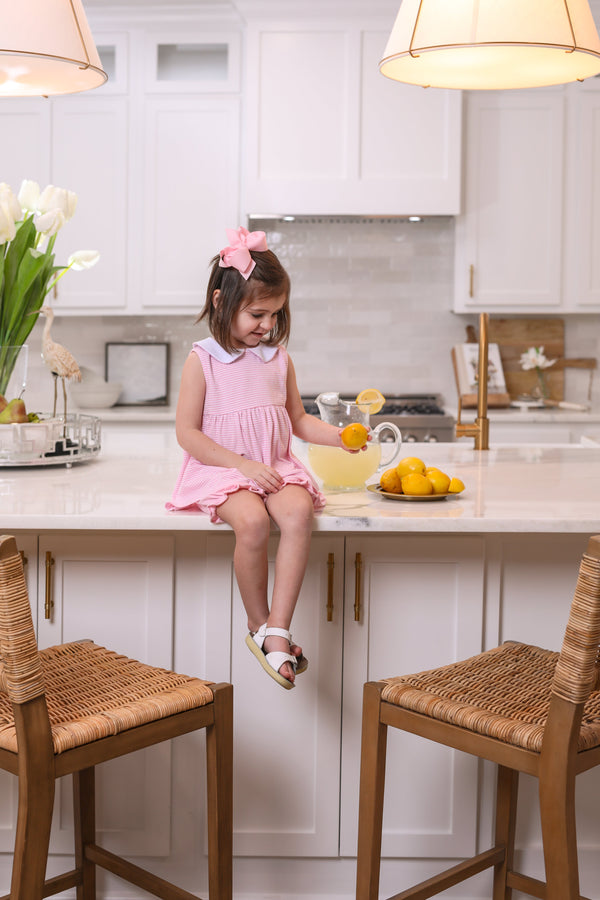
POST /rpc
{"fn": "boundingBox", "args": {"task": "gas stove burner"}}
[383,400,446,416]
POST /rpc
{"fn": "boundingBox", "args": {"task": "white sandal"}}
[246,624,304,690]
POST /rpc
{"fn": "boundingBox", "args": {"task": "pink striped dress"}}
[166,338,325,523]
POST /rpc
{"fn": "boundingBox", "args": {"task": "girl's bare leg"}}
[217,490,271,632]
[265,485,315,684]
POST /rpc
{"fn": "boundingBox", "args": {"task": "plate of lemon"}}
[369,456,465,501]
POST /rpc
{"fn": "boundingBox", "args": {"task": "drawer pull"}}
[45,551,55,620]
[354,552,362,622]
[326,552,335,622]
[469,263,475,298]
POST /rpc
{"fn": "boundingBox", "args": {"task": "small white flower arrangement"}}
[519,346,557,399]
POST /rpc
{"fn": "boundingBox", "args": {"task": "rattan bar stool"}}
[356,534,600,900]
[0,534,233,900]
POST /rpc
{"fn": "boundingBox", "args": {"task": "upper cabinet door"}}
[242,21,462,216]
[140,96,240,312]
[454,89,566,312]
[564,79,600,310]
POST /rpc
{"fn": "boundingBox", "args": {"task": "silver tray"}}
[0,414,101,467]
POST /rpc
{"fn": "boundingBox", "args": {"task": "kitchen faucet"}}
[455,312,490,450]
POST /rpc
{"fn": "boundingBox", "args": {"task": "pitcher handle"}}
[372,422,402,469]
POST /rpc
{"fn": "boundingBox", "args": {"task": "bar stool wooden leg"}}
[356,682,388,900]
[10,702,55,900]
[206,683,234,900]
[492,765,518,900]
[73,766,96,900]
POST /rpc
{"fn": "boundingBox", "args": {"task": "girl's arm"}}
[175,352,283,492]
[285,356,345,447]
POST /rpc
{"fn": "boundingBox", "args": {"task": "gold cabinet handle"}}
[469,263,475,298]
[326,552,335,622]
[45,551,55,620]
[354,552,362,622]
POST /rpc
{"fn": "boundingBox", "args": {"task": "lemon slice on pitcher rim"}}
[356,388,385,415]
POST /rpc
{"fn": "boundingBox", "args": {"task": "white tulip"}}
[67,250,100,270]
[17,180,40,215]
[0,202,17,244]
[519,346,557,371]
[38,184,77,221]
[34,208,66,237]
[0,183,22,223]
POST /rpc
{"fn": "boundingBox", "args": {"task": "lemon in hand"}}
[401,473,433,496]
[380,467,403,493]
[448,477,465,494]
[396,456,426,478]
[356,388,385,415]
[341,423,369,450]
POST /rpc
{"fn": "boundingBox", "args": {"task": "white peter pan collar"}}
[194,337,279,364]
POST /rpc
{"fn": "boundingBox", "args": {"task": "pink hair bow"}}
[219,226,268,279]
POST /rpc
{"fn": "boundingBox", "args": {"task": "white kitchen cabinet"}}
[242,21,462,216]
[454,89,566,313]
[206,532,345,858]
[0,36,129,315]
[339,535,485,859]
[140,96,240,313]
[50,96,129,313]
[563,78,600,310]
[36,533,176,858]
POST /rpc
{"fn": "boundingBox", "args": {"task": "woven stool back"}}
[0,536,44,705]
[552,536,600,705]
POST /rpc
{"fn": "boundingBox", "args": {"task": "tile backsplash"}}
[19,217,600,412]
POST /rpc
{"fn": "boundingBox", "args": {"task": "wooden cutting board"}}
[487,317,565,401]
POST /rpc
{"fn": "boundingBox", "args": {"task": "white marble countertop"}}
[1,425,600,534]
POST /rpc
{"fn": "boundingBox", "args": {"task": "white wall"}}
[21,217,600,413]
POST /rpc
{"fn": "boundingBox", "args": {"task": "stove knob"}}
[424,434,439,442]
[405,434,417,442]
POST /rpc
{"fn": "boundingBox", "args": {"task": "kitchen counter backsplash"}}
[16,217,600,416]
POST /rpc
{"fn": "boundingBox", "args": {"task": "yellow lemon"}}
[448,476,465,494]
[341,422,369,450]
[356,388,385,415]
[396,456,426,478]
[401,473,433,496]
[427,469,451,494]
[380,467,403,494]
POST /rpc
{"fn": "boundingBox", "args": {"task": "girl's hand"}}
[337,427,372,454]
[238,459,283,493]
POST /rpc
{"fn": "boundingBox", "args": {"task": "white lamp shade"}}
[380,0,600,89]
[0,0,106,96]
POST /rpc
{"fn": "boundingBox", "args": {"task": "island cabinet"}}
[200,532,486,863]
[4,527,600,897]
[241,20,462,217]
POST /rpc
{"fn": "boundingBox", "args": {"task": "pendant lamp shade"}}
[380,0,600,89]
[0,0,107,97]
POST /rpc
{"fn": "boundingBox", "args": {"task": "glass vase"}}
[0,345,28,399]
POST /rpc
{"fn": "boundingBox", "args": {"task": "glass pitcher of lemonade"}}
[308,393,402,492]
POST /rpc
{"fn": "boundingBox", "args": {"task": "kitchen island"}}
[1,427,599,900]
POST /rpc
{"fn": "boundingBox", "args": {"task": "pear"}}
[0,397,28,424]
[0,394,6,413]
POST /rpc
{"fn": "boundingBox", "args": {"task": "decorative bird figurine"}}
[38,306,81,419]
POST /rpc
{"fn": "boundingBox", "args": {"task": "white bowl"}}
[70,381,122,409]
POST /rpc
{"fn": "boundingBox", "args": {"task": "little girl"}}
[167,226,358,690]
